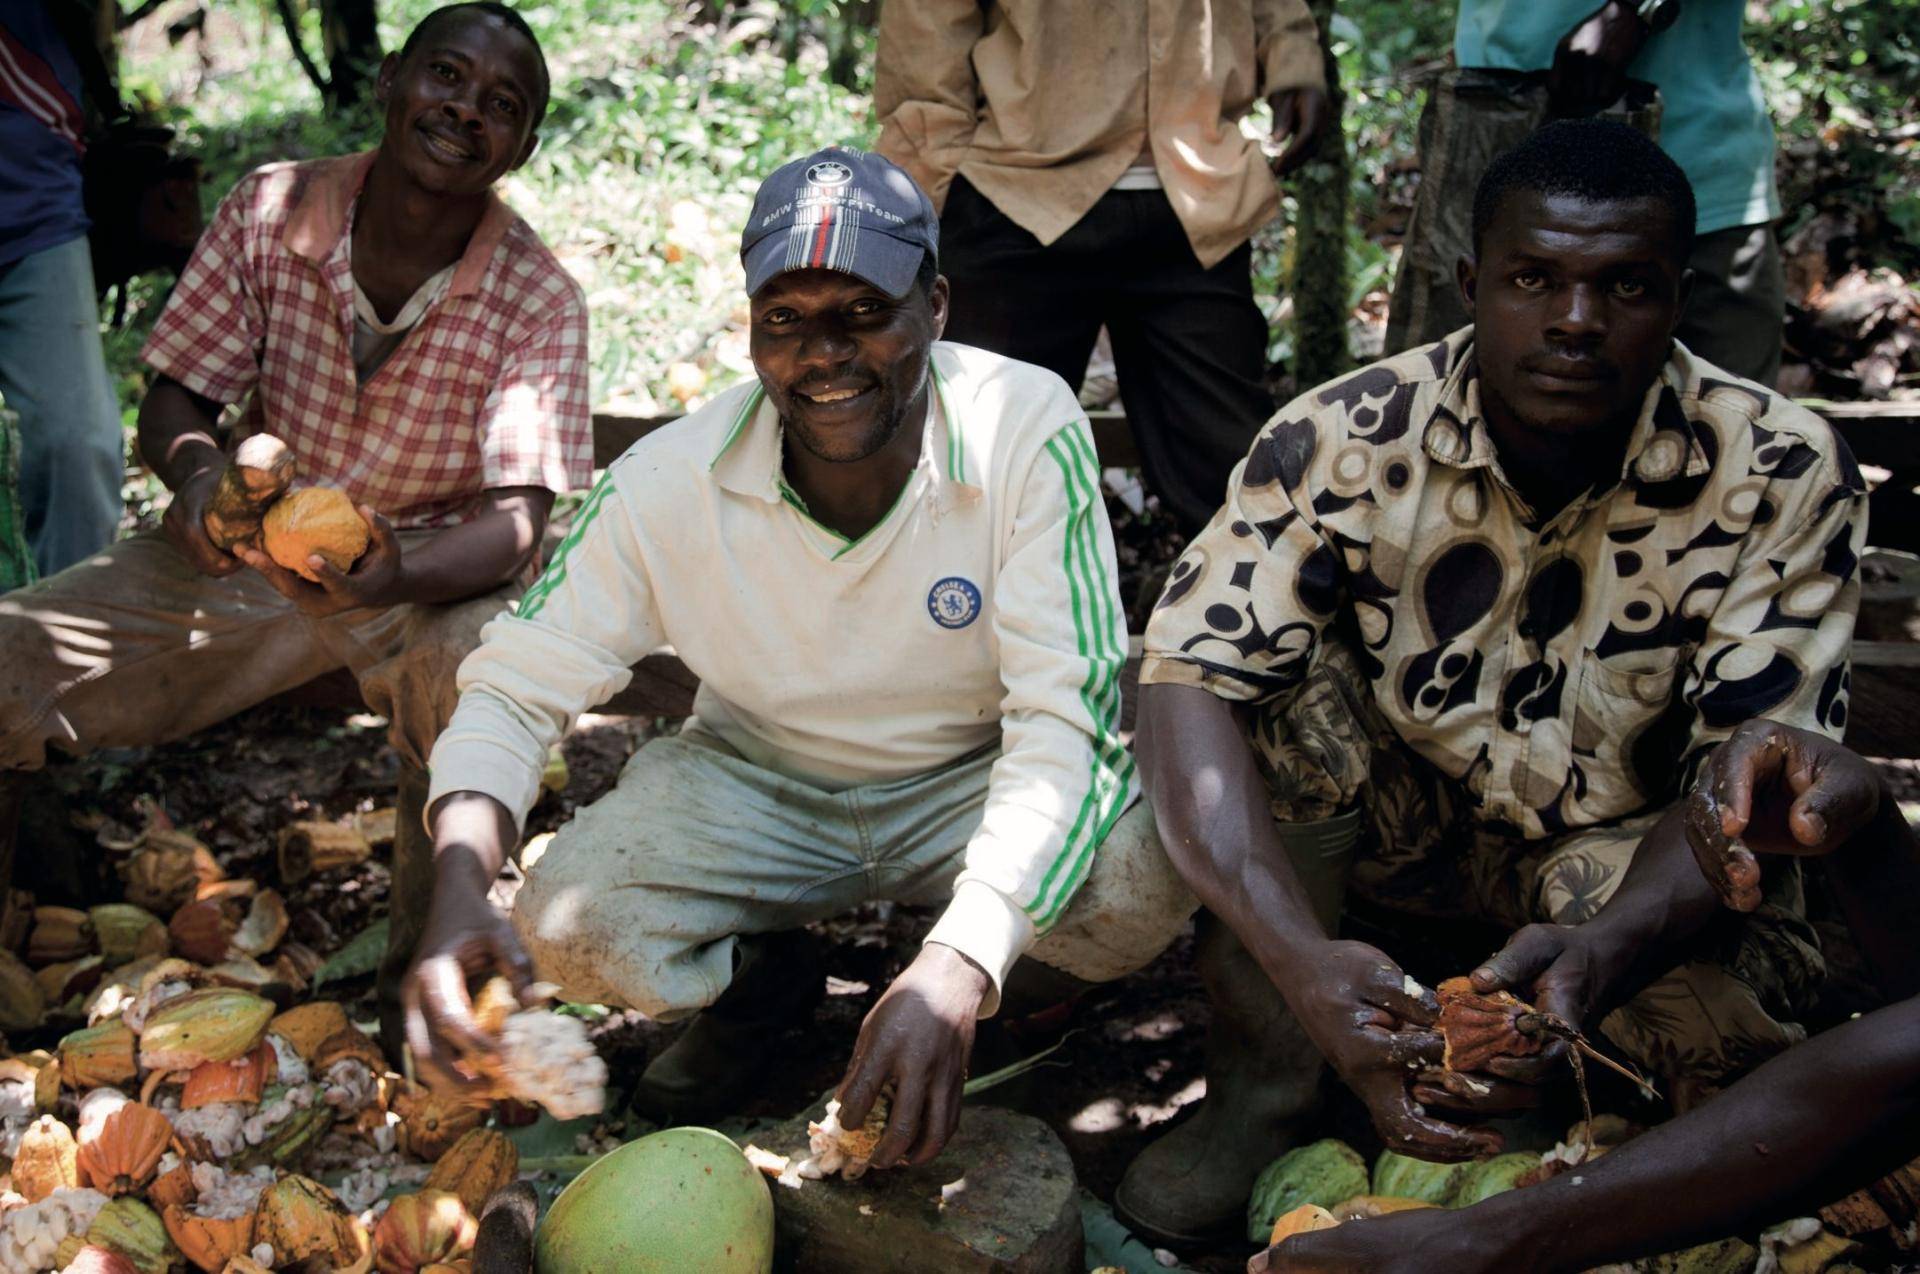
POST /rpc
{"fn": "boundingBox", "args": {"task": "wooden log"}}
[276,822,372,883]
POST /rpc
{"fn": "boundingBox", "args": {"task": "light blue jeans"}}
[0,235,124,577]
[513,730,1198,1021]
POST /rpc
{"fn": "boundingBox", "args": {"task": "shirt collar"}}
[708,345,982,505]
[283,150,516,299]
[1420,333,1713,485]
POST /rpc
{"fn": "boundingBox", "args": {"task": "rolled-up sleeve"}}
[478,283,593,495]
[1140,412,1342,703]
[1253,0,1328,96]
[873,0,986,210]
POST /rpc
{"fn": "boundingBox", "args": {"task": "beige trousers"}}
[0,531,514,772]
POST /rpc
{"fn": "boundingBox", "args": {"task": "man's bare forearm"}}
[1452,995,1920,1272]
[428,790,518,893]
[1136,681,1333,983]
[377,488,554,608]
[1566,803,1727,1008]
[136,377,226,491]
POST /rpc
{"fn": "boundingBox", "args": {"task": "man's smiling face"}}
[1461,188,1691,439]
[750,267,950,465]
[376,10,544,198]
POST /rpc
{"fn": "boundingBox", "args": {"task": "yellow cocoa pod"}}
[137,988,274,1071]
[1268,1203,1340,1246]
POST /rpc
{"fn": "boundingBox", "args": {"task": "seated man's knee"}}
[1030,801,1197,983]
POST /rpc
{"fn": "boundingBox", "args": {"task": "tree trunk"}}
[320,0,381,111]
[1288,0,1352,387]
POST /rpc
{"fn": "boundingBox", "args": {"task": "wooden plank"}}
[1852,640,1920,670]
[591,411,677,469]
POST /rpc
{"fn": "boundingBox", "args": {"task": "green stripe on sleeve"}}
[1034,424,1132,925]
[515,468,618,621]
[1027,423,1133,927]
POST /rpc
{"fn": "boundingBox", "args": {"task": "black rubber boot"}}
[1114,809,1362,1245]
[630,928,825,1122]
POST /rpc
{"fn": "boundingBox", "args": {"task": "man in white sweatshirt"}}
[401,146,1194,1169]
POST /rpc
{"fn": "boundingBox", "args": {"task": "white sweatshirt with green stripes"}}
[428,342,1137,1006]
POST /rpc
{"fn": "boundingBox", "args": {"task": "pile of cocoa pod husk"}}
[0,812,535,1274]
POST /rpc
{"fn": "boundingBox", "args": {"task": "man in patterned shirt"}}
[1119,119,1865,1241]
[0,3,589,1053]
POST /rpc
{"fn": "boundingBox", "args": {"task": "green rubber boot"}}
[1113,809,1361,1245]
[630,928,824,1122]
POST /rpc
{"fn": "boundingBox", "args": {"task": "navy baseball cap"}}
[741,146,938,298]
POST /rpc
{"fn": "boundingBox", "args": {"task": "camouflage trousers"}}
[1256,642,1824,1109]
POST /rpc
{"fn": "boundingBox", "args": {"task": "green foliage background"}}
[104,0,1920,444]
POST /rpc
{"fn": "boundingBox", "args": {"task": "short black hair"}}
[912,251,938,299]
[398,2,550,128]
[1472,118,1695,265]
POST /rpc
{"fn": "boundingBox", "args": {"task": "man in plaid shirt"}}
[0,2,590,1052]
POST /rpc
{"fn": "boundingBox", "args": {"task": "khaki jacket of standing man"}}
[875,0,1329,536]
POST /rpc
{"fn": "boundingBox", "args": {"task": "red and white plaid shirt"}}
[143,153,592,528]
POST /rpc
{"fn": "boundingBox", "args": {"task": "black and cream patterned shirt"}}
[1141,330,1868,839]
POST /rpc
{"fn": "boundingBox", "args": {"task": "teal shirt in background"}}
[1455,0,1780,234]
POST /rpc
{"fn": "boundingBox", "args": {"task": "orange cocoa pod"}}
[250,1174,360,1269]
[270,1002,353,1062]
[263,487,369,583]
[391,1082,487,1162]
[423,1129,518,1217]
[163,1204,257,1274]
[374,1191,477,1274]
[149,1159,198,1209]
[76,1102,173,1196]
[181,1039,275,1109]
[314,1024,387,1077]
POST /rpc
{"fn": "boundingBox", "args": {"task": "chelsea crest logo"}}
[927,577,982,630]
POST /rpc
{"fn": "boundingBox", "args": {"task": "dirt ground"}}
[32,677,1913,1272]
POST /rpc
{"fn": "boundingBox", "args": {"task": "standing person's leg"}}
[0,237,127,575]
[1674,222,1785,387]
[1102,192,1274,536]
[937,176,1105,391]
